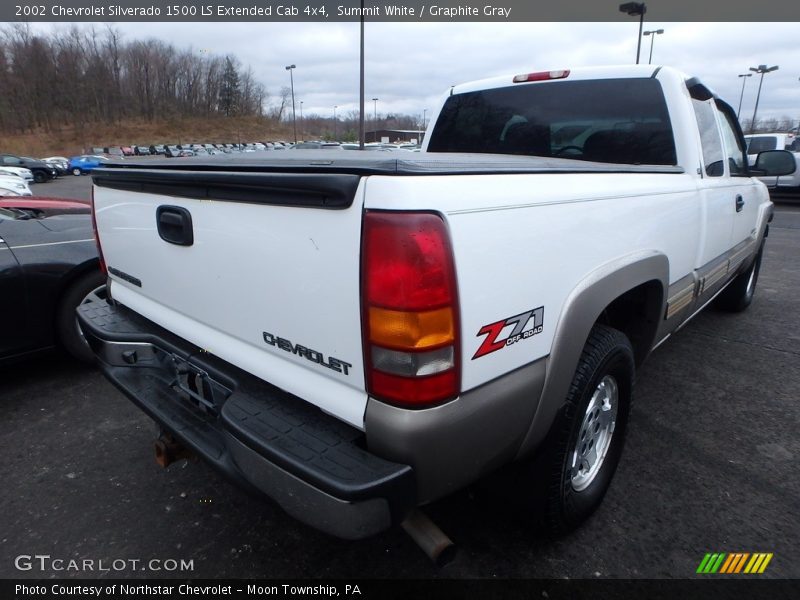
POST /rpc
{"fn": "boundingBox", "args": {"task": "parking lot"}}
[2,174,799,579]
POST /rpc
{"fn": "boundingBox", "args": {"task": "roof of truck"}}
[450,65,688,96]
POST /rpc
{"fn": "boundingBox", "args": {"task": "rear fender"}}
[516,251,668,458]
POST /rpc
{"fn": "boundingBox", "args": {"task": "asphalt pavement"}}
[2,176,798,579]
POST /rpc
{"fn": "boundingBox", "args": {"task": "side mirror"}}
[752,149,796,177]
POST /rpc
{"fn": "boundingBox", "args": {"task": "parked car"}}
[0,206,104,364]
[150,145,166,155]
[42,156,70,175]
[0,154,57,183]
[0,166,34,182]
[0,174,32,196]
[744,133,800,191]
[104,147,125,159]
[121,146,134,156]
[0,197,90,217]
[134,146,151,156]
[68,155,110,175]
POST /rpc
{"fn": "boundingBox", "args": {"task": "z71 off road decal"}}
[472,307,544,360]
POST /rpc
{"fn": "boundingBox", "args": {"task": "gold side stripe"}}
[729,241,755,267]
[666,284,695,319]
[702,262,729,292]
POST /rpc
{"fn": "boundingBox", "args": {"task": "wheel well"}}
[595,280,663,367]
[54,260,102,311]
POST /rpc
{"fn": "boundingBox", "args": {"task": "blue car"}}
[68,155,110,176]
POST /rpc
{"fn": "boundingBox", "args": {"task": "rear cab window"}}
[427,78,677,166]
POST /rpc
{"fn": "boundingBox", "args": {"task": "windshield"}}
[0,207,23,220]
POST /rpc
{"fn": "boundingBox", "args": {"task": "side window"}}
[717,108,747,176]
[691,99,724,177]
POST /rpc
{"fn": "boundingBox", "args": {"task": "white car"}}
[0,174,33,196]
[744,133,800,190]
[0,166,34,182]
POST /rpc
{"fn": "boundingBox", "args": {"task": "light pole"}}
[333,105,338,140]
[619,3,646,64]
[748,64,778,134]
[359,0,365,149]
[372,98,378,142]
[285,64,297,144]
[299,101,303,140]
[736,73,752,120]
[642,28,663,64]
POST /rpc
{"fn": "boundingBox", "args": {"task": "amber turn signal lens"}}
[368,306,454,351]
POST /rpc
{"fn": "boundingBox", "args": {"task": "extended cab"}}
[79,66,795,539]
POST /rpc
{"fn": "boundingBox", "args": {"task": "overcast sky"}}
[30,21,800,126]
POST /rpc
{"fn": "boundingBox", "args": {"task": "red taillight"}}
[90,185,106,274]
[513,69,570,83]
[362,211,460,408]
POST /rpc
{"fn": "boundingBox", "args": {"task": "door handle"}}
[156,206,194,246]
[735,195,745,213]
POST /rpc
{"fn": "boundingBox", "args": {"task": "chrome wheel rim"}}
[570,375,618,492]
[745,263,757,297]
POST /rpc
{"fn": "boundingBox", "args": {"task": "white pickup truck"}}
[79,65,795,541]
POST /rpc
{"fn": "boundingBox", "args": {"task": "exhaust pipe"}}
[154,432,193,468]
[401,509,456,566]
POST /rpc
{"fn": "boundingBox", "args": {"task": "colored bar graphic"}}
[698,552,773,575]
[697,553,713,574]
[745,554,762,574]
[710,553,726,573]
[733,553,750,573]
[758,554,773,573]
[720,554,736,574]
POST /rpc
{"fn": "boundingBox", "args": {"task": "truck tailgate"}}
[92,167,368,428]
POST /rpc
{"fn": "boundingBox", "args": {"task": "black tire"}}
[715,242,764,312]
[72,167,82,176]
[32,170,47,183]
[56,269,107,363]
[536,325,635,534]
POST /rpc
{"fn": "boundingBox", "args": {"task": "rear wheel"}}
[33,170,47,183]
[715,242,763,312]
[72,167,82,176]
[56,270,107,363]
[533,325,634,533]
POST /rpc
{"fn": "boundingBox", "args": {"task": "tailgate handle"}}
[156,206,194,246]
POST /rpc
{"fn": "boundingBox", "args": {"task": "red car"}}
[0,197,90,217]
